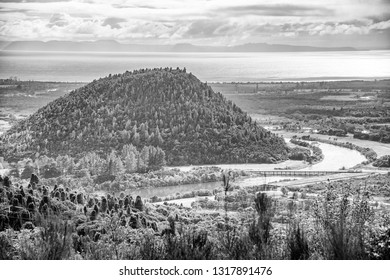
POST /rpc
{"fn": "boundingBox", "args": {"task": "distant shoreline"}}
[0,40,359,53]
[1,78,389,84]
[207,78,390,83]
[0,80,85,85]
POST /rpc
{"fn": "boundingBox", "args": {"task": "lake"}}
[1,50,389,83]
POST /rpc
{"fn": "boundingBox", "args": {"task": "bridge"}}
[250,170,362,177]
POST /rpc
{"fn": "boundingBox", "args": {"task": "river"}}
[126,140,367,201]
[301,141,365,171]
[168,141,366,173]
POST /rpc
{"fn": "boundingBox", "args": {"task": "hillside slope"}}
[0,68,289,165]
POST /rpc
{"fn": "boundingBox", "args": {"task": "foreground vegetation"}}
[1,172,389,260]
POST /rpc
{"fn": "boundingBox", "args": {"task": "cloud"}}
[0,7,30,14]
[1,0,72,2]
[218,4,334,17]
[308,20,390,35]
[102,17,126,29]
[185,20,226,38]
[0,0,389,48]
[252,19,390,37]
[47,13,69,27]
[112,3,165,10]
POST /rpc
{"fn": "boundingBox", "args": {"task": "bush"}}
[248,193,275,258]
[313,185,373,259]
[0,231,16,259]
[18,215,74,260]
[287,223,309,260]
[163,226,215,260]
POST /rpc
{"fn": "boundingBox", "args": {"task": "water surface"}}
[1,50,389,82]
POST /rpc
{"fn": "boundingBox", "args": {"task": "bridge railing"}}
[250,170,362,177]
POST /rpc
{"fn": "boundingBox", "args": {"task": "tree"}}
[78,152,105,176]
[154,147,166,168]
[35,155,52,176]
[42,163,61,178]
[56,155,74,175]
[122,144,138,173]
[137,146,150,173]
[133,132,140,145]
[106,151,124,176]
[125,119,132,130]
[21,163,35,180]
[154,126,164,146]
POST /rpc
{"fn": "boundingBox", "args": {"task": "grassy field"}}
[210,80,390,152]
[0,80,84,134]
[210,80,390,117]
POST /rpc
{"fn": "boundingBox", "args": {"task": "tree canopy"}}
[0,68,289,165]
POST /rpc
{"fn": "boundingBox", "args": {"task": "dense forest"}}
[0,68,288,165]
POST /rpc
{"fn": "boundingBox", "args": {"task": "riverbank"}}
[281,131,390,158]
[168,139,366,173]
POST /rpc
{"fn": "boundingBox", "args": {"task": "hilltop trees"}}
[0,68,288,165]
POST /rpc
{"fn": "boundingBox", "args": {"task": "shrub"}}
[248,193,275,258]
[18,216,74,260]
[0,231,16,259]
[281,187,288,196]
[134,196,144,211]
[218,225,252,259]
[368,226,390,259]
[139,233,165,260]
[163,226,215,260]
[287,222,310,260]
[313,184,373,259]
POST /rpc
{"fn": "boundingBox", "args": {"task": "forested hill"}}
[0,68,289,165]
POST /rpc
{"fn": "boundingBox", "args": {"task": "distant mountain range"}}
[0,40,356,52]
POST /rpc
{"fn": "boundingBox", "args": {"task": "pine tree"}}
[154,126,163,146]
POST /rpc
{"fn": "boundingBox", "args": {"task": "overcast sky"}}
[0,0,389,49]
